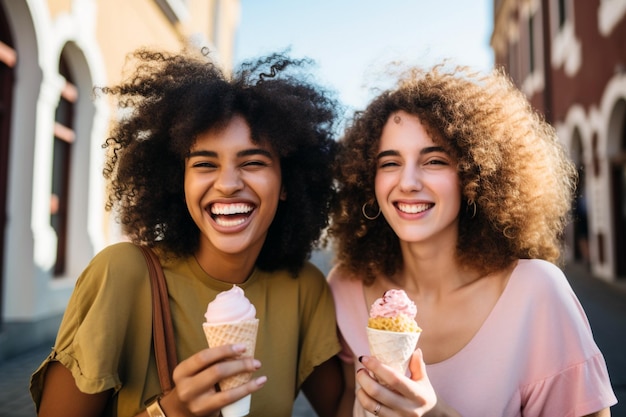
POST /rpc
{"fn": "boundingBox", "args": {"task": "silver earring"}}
[362,201,381,220]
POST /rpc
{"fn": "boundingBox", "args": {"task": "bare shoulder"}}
[326,263,356,285]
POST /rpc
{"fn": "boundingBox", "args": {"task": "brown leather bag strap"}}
[138,245,178,394]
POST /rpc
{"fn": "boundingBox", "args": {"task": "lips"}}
[396,202,432,214]
[210,202,255,227]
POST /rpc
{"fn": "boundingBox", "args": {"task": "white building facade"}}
[0,0,240,360]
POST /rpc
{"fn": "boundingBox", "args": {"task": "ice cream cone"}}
[203,318,259,390]
[366,327,420,374]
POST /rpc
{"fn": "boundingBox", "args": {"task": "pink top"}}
[328,259,617,417]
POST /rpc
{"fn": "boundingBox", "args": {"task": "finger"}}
[185,374,268,416]
[358,355,404,388]
[174,344,247,380]
[355,385,386,417]
[408,348,427,381]
[177,355,262,400]
[355,367,390,404]
[209,356,262,388]
[358,356,420,405]
[175,355,265,415]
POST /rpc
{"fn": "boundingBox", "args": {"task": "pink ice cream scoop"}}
[204,285,256,324]
[369,289,418,319]
[368,289,421,333]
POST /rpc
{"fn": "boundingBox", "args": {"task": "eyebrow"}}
[188,148,274,159]
[376,146,446,159]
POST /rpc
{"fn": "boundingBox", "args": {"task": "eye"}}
[240,156,276,172]
[378,159,401,169]
[192,161,216,168]
[242,160,269,167]
[187,157,217,170]
[425,158,449,166]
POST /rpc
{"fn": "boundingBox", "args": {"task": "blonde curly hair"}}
[330,64,577,284]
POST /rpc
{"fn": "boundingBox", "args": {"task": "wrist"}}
[146,396,167,417]
[424,397,462,417]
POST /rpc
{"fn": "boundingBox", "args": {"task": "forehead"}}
[380,110,449,148]
[380,112,434,144]
[191,116,274,153]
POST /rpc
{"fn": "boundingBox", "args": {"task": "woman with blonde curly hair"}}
[328,64,616,417]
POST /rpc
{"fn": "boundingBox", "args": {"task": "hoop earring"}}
[362,201,381,220]
[467,199,477,219]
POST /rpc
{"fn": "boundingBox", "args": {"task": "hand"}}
[355,349,438,417]
[161,344,267,416]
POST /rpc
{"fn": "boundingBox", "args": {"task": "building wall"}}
[491,0,626,281]
[0,0,240,360]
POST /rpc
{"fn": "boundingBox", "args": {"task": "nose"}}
[214,166,243,195]
[399,165,423,193]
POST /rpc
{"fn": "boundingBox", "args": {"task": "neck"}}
[394,239,477,297]
[194,242,261,284]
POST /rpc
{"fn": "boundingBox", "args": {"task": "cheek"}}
[441,177,462,210]
[183,172,207,206]
[257,171,283,199]
[183,173,194,202]
[374,176,382,202]
[374,173,392,200]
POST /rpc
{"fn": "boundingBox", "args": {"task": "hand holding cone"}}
[202,318,259,389]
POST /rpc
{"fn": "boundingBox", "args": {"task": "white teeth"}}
[397,202,430,214]
[211,203,254,215]
[214,217,247,227]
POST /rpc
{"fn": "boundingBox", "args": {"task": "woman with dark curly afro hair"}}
[327,64,616,417]
[31,49,344,417]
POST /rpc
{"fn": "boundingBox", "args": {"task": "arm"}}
[301,355,344,417]
[337,360,356,417]
[584,409,611,417]
[38,344,266,417]
[38,362,111,417]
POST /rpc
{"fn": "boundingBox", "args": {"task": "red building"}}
[491,0,626,281]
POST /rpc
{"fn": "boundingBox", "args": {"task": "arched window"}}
[51,51,78,276]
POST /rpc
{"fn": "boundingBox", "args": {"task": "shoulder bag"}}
[137,245,178,394]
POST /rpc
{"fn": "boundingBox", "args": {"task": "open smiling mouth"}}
[396,202,432,214]
[210,202,255,227]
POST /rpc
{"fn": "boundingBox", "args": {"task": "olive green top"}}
[30,242,340,417]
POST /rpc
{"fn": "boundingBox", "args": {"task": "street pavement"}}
[0,261,624,416]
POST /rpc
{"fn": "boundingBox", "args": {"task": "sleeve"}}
[519,260,617,417]
[522,353,616,417]
[30,243,153,405]
[295,262,342,387]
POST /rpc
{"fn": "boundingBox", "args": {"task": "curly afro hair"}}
[100,48,339,275]
[330,64,577,284]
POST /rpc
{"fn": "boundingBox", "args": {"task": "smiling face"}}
[375,111,461,246]
[184,115,284,259]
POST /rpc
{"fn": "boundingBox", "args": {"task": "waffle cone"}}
[366,327,420,374]
[203,318,259,390]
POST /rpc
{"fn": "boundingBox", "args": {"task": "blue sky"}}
[235,0,494,113]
